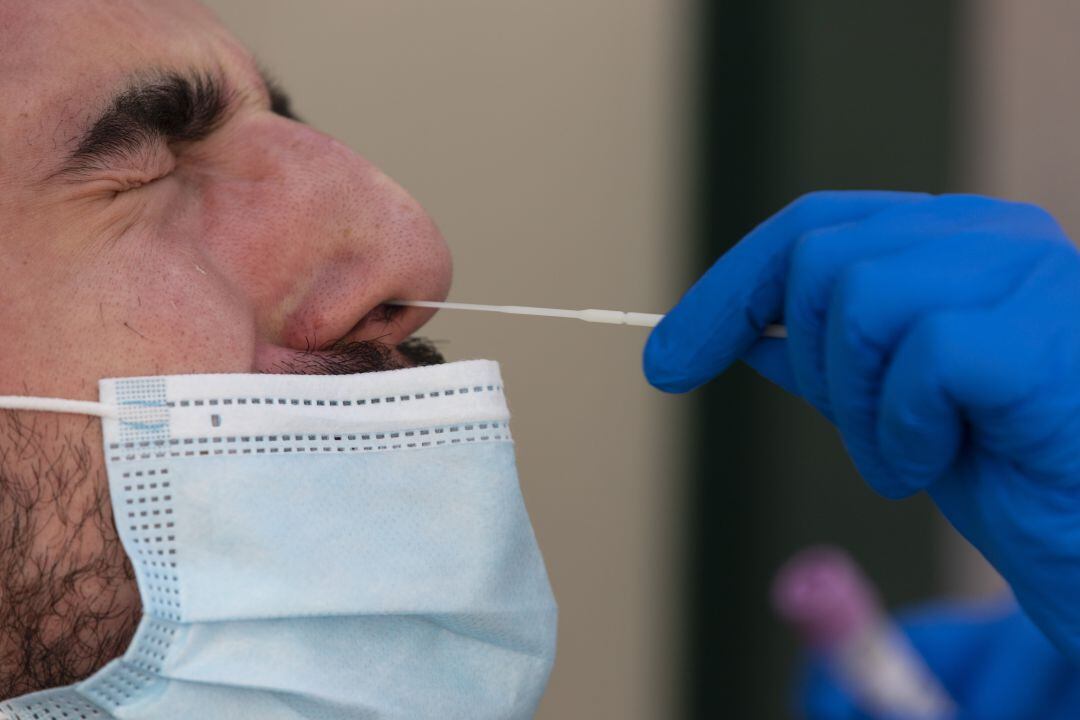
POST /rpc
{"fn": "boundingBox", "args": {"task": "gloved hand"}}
[800,601,1080,720]
[643,191,1080,661]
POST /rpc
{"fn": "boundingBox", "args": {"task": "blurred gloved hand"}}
[800,601,1080,720]
[643,191,1080,661]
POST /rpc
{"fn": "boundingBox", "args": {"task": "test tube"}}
[772,546,955,719]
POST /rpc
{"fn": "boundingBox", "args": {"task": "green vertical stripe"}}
[687,2,957,717]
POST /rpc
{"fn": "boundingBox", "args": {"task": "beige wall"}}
[963,0,1080,236]
[201,2,692,717]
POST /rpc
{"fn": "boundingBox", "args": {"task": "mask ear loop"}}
[0,396,117,418]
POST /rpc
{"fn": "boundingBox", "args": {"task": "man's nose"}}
[207,116,452,360]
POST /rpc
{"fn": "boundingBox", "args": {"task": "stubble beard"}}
[0,410,140,698]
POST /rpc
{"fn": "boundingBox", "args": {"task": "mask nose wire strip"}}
[0,396,118,419]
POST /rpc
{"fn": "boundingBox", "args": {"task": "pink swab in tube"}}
[772,546,956,719]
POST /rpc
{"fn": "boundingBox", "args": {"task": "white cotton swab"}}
[388,300,789,339]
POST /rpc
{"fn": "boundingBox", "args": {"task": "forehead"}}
[0,0,258,174]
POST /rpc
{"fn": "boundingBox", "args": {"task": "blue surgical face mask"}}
[0,359,557,720]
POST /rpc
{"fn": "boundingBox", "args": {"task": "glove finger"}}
[953,609,1069,719]
[822,232,1049,498]
[785,195,1039,421]
[803,600,1072,720]
[907,603,1065,719]
[643,190,928,393]
[897,599,1019,693]
[899,601,1070,719]
[799,655,875,720]
[786,221,903,421]
[800,600,1013,720]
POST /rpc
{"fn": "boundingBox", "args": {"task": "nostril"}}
[354,303,406,334]
[329,304,406,349]
[367,303,406,325]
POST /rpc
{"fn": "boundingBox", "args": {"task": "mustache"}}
[270,336,446,375]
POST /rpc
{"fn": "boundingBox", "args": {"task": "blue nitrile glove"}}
[799,601,1080,720]
[643,191,1080,661]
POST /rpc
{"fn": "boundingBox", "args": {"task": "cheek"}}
[0,238,255,400]
[71,242,256,382]
[110,258,256,373]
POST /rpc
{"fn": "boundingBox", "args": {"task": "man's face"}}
[0,0,450,694]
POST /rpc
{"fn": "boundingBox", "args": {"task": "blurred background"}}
[202,1,1080,717]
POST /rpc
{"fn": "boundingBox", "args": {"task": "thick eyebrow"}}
[61,70,233,176]
[57,68,300,179]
